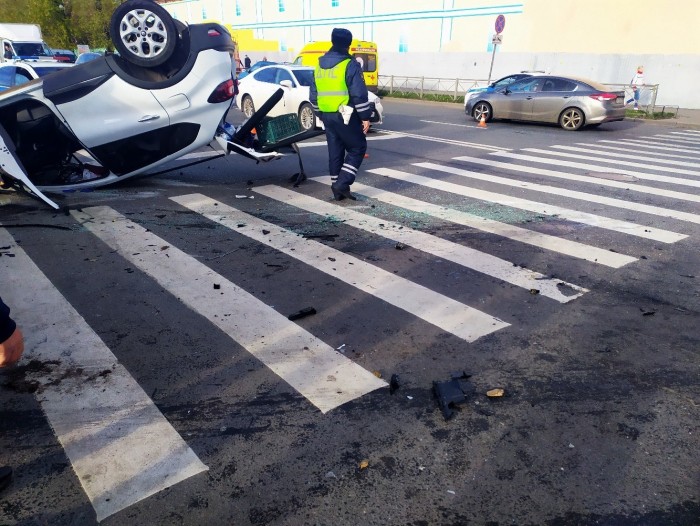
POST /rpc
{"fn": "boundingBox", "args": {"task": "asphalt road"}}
[1,99,699,525]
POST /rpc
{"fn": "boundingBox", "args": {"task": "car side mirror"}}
[501,87,511,95]
[280,80,293,88]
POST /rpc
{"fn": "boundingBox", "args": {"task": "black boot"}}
[331,182,356,201]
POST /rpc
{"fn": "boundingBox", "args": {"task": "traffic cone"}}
[478,114,487,128]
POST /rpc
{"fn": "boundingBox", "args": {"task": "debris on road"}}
[303,233,339,241]
[287,307,316,321]
[433,372,475,420]
[395,242,406,250]
[389,374,400,394]
[359,460,369,470]
[373,370,382,378]
[486,388,505,398]
[213,283,221,290]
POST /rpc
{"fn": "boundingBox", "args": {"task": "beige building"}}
[159,0,700,107]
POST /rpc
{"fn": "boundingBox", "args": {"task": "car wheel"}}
[241,95,255,118]
[472,102,492,122]
[298,103,315,130]
[559,107,585,131]
[109,0,177,67]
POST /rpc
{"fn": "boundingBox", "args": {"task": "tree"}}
[0,0,121,51]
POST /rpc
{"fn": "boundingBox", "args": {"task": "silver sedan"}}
[465,75,625,130]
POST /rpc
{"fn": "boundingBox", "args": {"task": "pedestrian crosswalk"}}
[448,155,700,223]
[0,228,208,523]
[2,127,700,520]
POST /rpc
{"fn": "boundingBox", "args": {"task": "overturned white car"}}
[0,0,321,209]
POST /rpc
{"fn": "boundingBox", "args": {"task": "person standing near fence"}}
[310,28,371,201]
[626,65,645,110]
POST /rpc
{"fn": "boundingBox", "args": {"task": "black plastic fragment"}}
[288,307,317,321]
[389,374,400,394]
[433,371,476,419]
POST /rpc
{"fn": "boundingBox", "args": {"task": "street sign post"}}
[487,15,506,84]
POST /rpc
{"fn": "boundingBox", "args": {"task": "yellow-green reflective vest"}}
[315,59,350,112]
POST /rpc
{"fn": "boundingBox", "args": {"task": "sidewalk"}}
[638,108,700,129]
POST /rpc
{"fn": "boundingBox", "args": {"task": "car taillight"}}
[207,29,222,37]
[208,79,234,103]
[589,93,618,101]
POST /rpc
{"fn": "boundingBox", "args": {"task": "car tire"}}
[241,95,255,118]
[472,102,492,123]
[109,0,177,67]
[559,107,585,131]
[298,102,316,130]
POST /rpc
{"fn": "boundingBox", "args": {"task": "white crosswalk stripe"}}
[70,205,388,413]
[255,184,589,299]
[669,131,700,138]
[576,142,700,161]
[171,193,510,341]
[636,135,700,145]
[303,179,637,268]
[430,158,700,229]
[549,144,700,168]
[0,228,208,522]
[609,138,700,153]
[376,163,687,241]
[518,148,700,179]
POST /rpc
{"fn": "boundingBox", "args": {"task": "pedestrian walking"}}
[244,54,251,69]
[310,28,371,201]
[0,295,25,493]
[626,65,645,110]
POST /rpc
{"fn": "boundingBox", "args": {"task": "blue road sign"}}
[495,15,506,34]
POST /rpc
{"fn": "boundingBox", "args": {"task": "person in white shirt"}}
[626,65,645,110]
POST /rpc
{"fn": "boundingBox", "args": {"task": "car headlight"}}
[465,91,479,102]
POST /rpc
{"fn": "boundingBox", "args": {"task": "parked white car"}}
[237,63,383,131]
[0,61,74,92]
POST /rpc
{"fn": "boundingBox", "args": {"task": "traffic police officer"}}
[310,28,371,201]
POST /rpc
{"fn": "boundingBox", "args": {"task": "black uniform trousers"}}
[321,111,367,191]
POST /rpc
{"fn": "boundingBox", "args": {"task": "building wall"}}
[159,0,700,108]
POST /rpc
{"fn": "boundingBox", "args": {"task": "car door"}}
[291,68,313,106]
[497,77,543,120]
[51,73,170,174]
[531,77,578,123]
[53,74,168,150]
